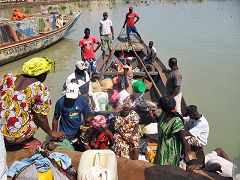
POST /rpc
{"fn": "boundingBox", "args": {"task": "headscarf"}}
[159,95,184,122]
[122,96,132,109]
[22,57,55,76]
[92,115,107,128]
[159,95,176,112]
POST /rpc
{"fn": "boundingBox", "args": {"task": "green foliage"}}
[23,7,31,14]
[60,4,67,11]
[48,6,53,11]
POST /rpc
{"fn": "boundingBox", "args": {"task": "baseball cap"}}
[129,6,133,10]
[133,80,146,93]
[66,82,79,99]
[75,61,87,70]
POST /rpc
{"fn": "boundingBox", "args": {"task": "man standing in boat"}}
[123,6,143,42]
[99,12,114,55]
[79,28,101,74]
[163,57,183,115]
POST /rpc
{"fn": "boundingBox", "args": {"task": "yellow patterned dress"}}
[0,73,51,144]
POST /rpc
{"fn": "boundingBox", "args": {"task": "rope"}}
[129,41,163,98]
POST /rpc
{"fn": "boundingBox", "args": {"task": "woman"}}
[82,115,114,150]
[113,97,141,160]
[154,95,189,166]
[0,57,64,148]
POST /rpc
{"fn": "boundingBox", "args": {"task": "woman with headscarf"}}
[154,95,190,166]
[82,115,113,150]
[113,97,141,160]
[0,57,65,149]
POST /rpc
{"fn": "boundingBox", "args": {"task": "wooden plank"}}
[97,71,158,76]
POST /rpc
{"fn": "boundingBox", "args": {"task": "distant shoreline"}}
[0,0,121,19]
[0,0,116,9]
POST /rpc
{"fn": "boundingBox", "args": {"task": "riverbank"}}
[0,0,122,19]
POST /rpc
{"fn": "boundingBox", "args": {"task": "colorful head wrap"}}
[92,115,107,128]
[133,80,146,93]
[22,57,55,76]
[122,96,132,109]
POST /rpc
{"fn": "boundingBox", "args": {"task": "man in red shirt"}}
[123,6,142,42]
[79,28,101,74]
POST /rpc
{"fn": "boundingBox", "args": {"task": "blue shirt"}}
[54,96,90,140]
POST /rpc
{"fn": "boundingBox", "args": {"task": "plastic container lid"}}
[133,80,146,93]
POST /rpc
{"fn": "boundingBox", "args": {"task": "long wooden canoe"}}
[0,12,80,66]
[96,33,187,115]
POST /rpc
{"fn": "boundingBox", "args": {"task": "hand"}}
[92,102,96,110]
[50,131,65,141]
[123,24,125,28]
[112,35,114,40]
[187,165,201,172]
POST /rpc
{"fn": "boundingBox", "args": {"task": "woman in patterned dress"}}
[154,95,190,166]
[113,97,141,160]
[0,57,65,148]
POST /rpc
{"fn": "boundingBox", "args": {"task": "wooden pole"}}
[129,42,163,98]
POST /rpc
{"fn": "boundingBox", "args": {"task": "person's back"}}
[166,69,182,96]
[0,57,64,146]
[0,72,51,143]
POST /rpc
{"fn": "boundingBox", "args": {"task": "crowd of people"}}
[0,5,234,179]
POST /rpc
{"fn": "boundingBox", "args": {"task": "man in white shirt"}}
[143,41,157,62]
[64,61,95,108]
[99,12,114,55]
[184,105,209,147]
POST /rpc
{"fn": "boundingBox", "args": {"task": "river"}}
[0,0,239,159]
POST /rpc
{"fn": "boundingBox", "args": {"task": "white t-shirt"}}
[184,115,209,147]
[65,71,93,96]
[100,19,113,35]
[205,151,233,177]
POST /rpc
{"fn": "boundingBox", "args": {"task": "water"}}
[0,0,240,159]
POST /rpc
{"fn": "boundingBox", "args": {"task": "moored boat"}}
[0,11,80,66]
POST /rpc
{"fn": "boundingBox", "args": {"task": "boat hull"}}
[0,12,80,66]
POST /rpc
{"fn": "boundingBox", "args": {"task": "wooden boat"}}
[0,12,80,66]
[96,33,187,115]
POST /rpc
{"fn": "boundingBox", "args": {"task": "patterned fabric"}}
[154,112,184,166]
[0,73,51,143]
[122,96,132,109]
[92,115,107,128]
[113,110,140,158]
[83,58,97,74]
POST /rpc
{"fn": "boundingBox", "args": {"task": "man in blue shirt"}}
[52,82,91,140]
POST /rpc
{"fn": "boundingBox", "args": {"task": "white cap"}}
[66,82,79,99]
[75,61,87,70]
[126,57,133,61]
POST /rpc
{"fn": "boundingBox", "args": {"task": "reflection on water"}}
[0,0,240,159]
